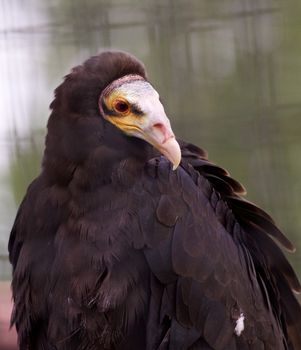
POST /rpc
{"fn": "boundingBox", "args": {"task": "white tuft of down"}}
[234,313,245,336]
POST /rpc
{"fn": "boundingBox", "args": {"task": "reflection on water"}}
[0,0,301,282]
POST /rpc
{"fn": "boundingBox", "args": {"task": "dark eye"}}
[113,100,129,114]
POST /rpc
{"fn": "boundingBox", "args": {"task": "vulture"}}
[9,51,301,350]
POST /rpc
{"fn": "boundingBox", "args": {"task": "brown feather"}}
[8,51,301,350]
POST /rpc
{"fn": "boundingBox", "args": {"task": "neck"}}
[42,127,152,189]
[70,141,150,191]
[42,109,154,186]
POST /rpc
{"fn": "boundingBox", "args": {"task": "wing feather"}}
[142,141,301,349]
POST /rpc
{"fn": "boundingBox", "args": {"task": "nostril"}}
[153,123,166,142]
[152,123,172,143]
[153,123,165,131]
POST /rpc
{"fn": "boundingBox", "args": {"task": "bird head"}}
[46,51,181,177]
[99,74,181,170]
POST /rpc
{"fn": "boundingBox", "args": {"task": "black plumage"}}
[8,51,301,349]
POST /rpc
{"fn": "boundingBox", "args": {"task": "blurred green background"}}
[0,0,300,285]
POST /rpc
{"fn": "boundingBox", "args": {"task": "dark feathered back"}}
[178,140,301,349]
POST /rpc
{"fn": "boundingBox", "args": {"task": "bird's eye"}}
[113,100,130,114]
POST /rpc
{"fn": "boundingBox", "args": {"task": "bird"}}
[8,50,301,350]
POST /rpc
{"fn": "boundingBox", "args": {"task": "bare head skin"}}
[99,75,181,170]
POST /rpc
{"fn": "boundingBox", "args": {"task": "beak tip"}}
[159,137,181,171]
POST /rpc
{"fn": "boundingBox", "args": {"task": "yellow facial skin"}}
[100,79,181,170]
[103,91,146,135]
